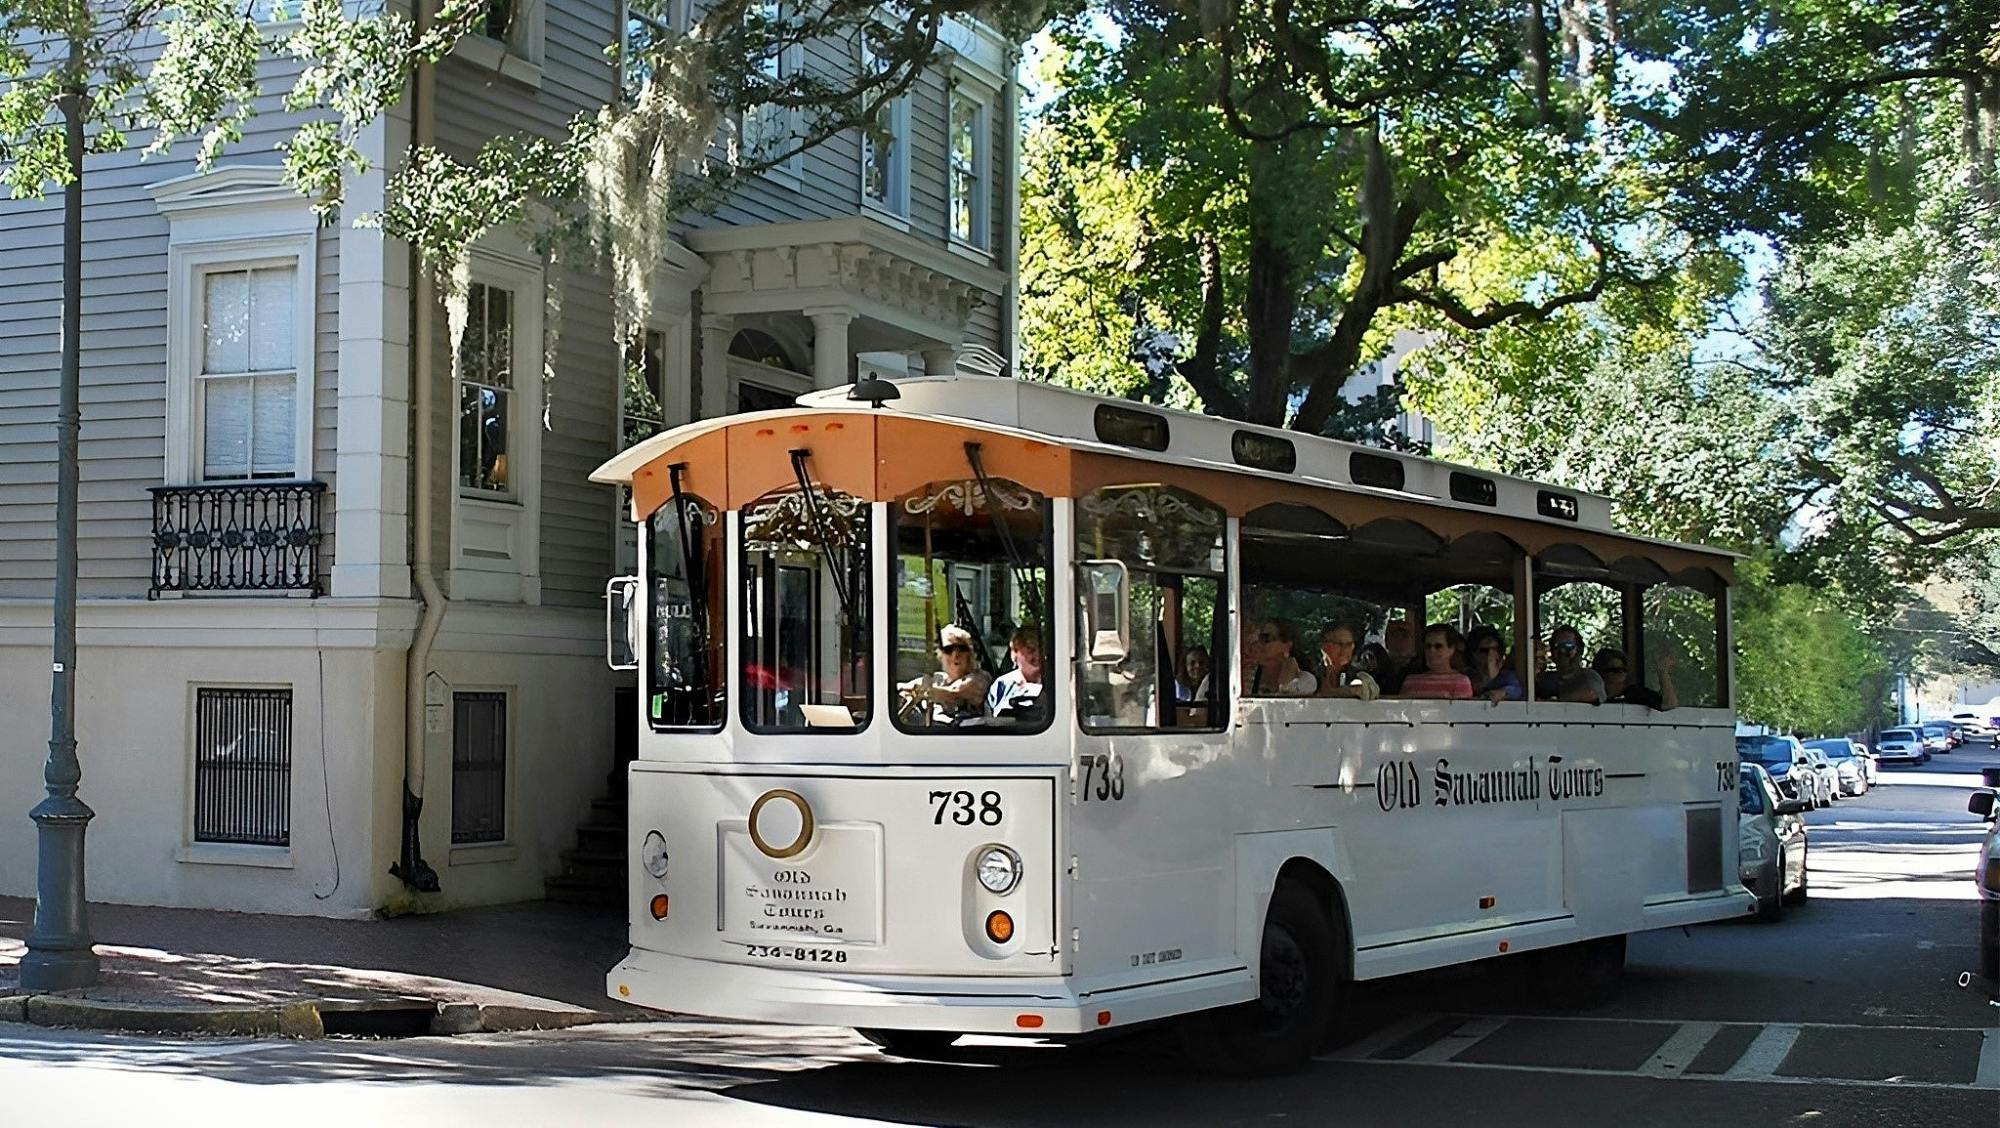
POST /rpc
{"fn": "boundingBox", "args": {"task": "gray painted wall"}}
[0,47,341,600]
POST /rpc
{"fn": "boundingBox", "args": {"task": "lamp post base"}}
[20,795,98,992]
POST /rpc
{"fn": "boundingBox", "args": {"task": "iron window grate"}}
[451,692,508,845]
[193,687,293,847]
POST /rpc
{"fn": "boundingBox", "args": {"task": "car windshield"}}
[1881,729,1915,741]
[1736,736,1791,764]
[1808,741,1851,759]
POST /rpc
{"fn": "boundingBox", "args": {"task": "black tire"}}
[1529,934,1627,1009]
[857,1029,962,1059]
[1180,881,1341,1076]
[1758,854,1787,922]
[1782,844,1809,907]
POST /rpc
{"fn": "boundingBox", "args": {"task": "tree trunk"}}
[1243,232,1295,426]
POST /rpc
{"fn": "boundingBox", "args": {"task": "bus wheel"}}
[1181,881,1338,1076]
[857,1029,961,1060]
[1531,934,1626,1009]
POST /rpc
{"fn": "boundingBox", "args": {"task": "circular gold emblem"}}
[747,789,814,859]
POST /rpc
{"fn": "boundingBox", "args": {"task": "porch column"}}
[920,346,959,377]
[699,313,733,421]
[806,307,854,390]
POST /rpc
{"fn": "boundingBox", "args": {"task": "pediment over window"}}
[146,165,315,222]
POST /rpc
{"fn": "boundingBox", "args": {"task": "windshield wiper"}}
[665,462,713,721]
[789,449,861,627]
[962,442,1044,634]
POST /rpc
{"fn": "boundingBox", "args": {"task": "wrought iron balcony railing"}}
[149,481,327,598]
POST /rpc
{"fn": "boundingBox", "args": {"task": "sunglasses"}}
[1552,641,1581,653]
[939,644,971,654]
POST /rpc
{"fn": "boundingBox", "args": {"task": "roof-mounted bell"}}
[847,373,901,408]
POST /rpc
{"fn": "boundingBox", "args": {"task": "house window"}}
[738,0,800,181]
[859,29,910,217]
[192,687,292,847]
[199,264,300,481]
[451,691,508,845]
[459,282,516,497]
[948,84,989,248]
[623,327,669,448]
[621,0,679,97]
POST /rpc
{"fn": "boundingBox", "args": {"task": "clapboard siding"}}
[0,39,341,598]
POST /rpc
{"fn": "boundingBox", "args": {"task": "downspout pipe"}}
[394,0,443,893]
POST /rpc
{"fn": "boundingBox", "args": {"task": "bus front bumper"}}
[607,947,1251,1036]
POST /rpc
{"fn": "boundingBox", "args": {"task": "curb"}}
[0,992,613,1039]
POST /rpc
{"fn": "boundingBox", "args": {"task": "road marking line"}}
[1977,1029,2000,1091]
[1321,1011,1440,1062]
[1404,1015,1506,1063]
[1723,1024,1801,1079]
[1331,1053,1992,1094]
[1637,1021,1723,1077]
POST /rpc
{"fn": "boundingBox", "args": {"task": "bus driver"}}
[900,625,992,724]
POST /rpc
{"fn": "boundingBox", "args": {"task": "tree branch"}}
[1176,233,1244,418]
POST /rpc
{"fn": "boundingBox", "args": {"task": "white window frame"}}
[858,29,911,223]
[159,191,318,488]
[618,0,687,101]
[947,78,992,252]
[451,246,545,605]
[737,0,803,189]
[454,0,546,87]
[447,686,517,866]
[176,681,296,870]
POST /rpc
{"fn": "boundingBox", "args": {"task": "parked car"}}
[1967,767,2000,984]
[1799,745,1842,805]
[1741,761,1810,918]
[1951,713,1996,741]
[1847,740,1880,787]
[1875,726,1929,765]
[1920,720,1956,753]
[1806,738,1869,797]
[1737,734,1818,805]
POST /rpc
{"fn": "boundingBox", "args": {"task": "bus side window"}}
[1074,485,1227,732]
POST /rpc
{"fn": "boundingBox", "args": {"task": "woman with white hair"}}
[899,624,993,725]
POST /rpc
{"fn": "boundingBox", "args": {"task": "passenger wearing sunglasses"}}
[1399,623,1474,699]
[900,624,993,724]
[1245,619,1317,696]
[1594,647,1679,711]
[1465,624,1524,702]
[1536,625,1605,703]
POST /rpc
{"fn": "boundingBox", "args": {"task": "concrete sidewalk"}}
[0,897,649,1037]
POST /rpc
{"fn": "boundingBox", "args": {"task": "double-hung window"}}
[621,0,680,98]
[948,82,990,249]
[198,264,303,481]
[152,165,319,489]
[738,0,800,183]
[459,282,516,497]
[451,248,544,603]
[859,28,910,218]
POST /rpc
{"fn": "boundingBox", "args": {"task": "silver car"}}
[1806,738,1869,797]
[1741,762,1810,918]
[1875,727,1929,765]
[1800,746,1841,805]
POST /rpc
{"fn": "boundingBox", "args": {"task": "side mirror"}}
[1776,797,1811,816]
[1078,559,1130,663]
[605,576,640,671]
[1970,790,1997,820]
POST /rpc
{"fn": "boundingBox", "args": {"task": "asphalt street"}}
[4,744,1996,1127]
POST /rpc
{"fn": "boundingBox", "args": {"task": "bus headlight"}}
[975,845,1023,895]
[642,831,670,880]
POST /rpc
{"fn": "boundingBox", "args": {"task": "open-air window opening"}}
[891,472,1053,734]
[739,476,872,734]
[1075,485,1227,731]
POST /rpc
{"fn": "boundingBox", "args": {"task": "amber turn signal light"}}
[985,910,1014,943]
[650,894,670,920]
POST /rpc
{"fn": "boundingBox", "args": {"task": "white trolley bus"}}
[594,376,1751,1071]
